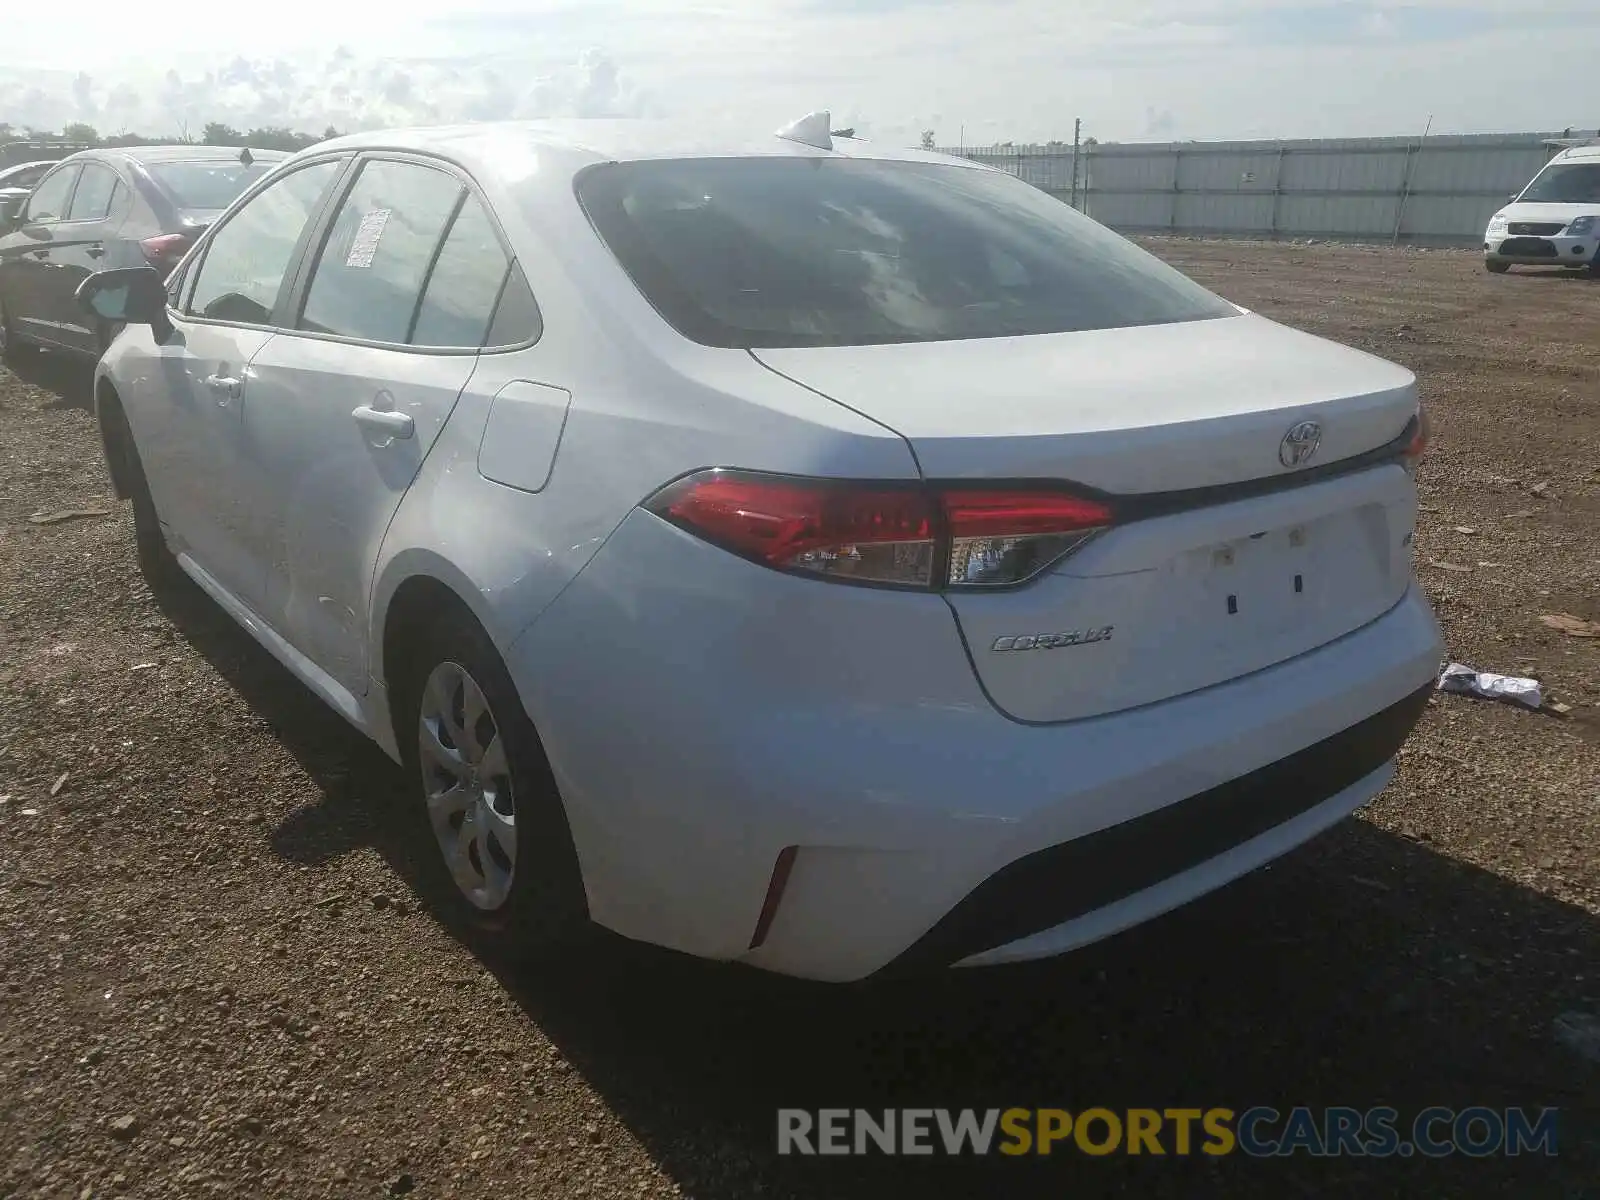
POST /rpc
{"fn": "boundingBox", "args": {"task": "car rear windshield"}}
[1518,163,1600,204]
[573,157,1238,348]
[148,160,276,209]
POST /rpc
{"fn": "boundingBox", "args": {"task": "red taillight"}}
[1402,404,1430,469]
[139,234,190,270]
[646,470,1113,589]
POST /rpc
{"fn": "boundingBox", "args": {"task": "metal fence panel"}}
[1177,191,1277,231]
[1277,193,1397,237]
[937,131,1589,244]
[1084,191,1171,228]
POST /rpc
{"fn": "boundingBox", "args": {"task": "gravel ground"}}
[1,240,1597,1199]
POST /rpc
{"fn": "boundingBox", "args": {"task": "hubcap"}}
[417,661,517,911]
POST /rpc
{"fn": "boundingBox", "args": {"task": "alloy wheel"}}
[417,660,518,911]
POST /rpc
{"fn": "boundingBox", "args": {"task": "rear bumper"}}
[509,509,1444,982]
[895,682,1429,971]
[1484,234,1596,264]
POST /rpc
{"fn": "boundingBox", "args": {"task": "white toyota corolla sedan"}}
[78,114,1443,982]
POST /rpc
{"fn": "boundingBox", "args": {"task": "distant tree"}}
[0,116,352,153]
[920,129,936,150]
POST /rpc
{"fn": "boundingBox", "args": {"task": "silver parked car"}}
[78,116,1440,981]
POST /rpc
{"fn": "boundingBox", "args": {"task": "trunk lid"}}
[752,313,1416,492]
[754,313,1422,722]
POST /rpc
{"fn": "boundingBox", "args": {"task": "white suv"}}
[77,117,1443,982]
[1483,143,1600,274]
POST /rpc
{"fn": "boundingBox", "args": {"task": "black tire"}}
[392,609,589,959]
[99,396,177,583]
[1484,259,1510,274]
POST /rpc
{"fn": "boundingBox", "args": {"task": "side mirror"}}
[0,194,25,230]
[76,267,173,341]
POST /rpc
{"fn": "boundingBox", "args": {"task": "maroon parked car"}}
[0,144,285,361]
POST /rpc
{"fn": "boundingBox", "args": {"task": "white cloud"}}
[0,0,1597,144]
[1358,10,1398,38]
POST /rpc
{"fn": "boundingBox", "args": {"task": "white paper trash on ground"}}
[1437,663,1543,710]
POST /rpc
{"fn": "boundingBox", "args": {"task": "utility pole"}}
[1070,117,1081,210]
[1392,113,1432,246]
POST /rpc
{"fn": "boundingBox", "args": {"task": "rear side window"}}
[24,165,78,223]
[149,160,276,210]
[187,159,344,325]
[299,159,464,344]
[485,264,541,347]
[67,164,119,221]
[574,158,1238,348]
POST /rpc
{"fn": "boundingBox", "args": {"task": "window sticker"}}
[345,208,392,269]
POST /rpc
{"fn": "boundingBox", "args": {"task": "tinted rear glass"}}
[149,160,276,209]
[574,158,1237,348]
[1518,163,1600,204]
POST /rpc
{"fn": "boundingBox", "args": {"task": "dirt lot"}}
[1,241,1597,1200]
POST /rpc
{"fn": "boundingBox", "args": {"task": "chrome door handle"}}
[86,246,105,259]
[352,405,414,440]
[203,374,243,404]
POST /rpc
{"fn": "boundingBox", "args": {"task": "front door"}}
[0,162,79,344]
[128,155,350,608]
[122,318,272,600]
[243,156,517,696]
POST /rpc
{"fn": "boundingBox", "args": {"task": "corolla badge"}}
[1278,419,1323,468]
[991,627,1114,652]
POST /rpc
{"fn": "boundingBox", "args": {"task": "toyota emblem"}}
[1279,420,1323,468]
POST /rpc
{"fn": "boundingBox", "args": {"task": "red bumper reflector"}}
[749,846,799,950]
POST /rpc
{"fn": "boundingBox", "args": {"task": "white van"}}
[1482,144,1600,275]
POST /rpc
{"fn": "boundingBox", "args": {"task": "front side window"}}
[187,158,344,326]
[66,164,120,221]
[299,159,465,344]
[24,166,79,224]
[1517,163,1600,204]
[574,157,1239,348]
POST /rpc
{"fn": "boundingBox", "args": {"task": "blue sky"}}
[0,1,1596,144]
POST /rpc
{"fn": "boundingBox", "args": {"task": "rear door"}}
[47,160,128,352]
[242,155,523,696]
[0,162,79,344]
